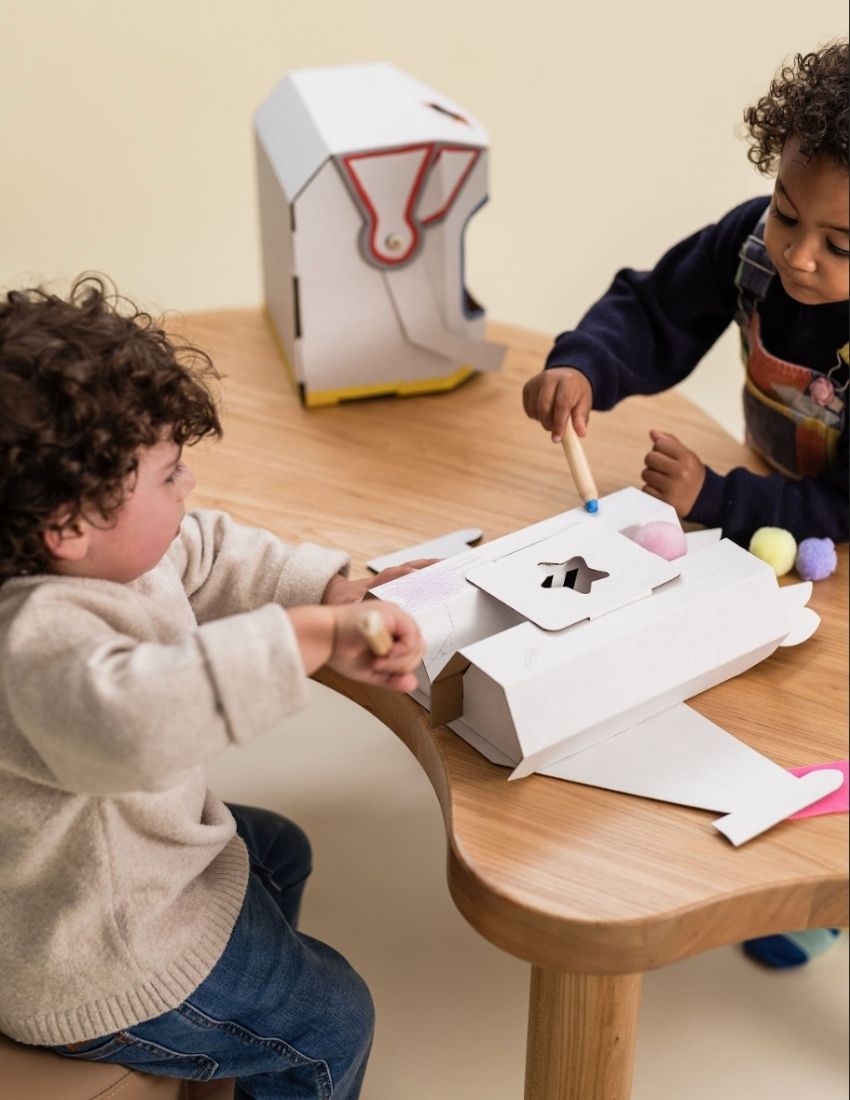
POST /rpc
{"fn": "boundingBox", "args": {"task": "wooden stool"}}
[0,1032,187,1100]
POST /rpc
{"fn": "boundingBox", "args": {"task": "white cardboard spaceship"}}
[371,488,843,845]
[254,62,505,407]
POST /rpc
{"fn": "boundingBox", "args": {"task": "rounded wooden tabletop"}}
[180,309,848,975]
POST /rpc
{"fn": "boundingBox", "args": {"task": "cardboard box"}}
[254,62,506,407]
[373,488,842,844]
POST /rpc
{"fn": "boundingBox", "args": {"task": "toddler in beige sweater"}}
[0,276,424,1099]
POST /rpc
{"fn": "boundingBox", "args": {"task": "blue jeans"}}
[50,804,374,1099]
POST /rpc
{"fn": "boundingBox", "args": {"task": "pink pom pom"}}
[630,521,688,561]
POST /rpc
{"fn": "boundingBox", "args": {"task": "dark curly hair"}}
[744,41,849,175]
[0,275,222,584]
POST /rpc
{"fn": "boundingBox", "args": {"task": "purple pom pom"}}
[795,538,837,582]
[631,521,688,561]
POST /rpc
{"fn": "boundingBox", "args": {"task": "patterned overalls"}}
[735,208,848,478]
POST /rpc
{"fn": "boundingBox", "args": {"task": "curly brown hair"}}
[0,275,222,584]
[744,41,849,175]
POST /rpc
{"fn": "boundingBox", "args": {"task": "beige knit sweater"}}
[0,509,349,1046]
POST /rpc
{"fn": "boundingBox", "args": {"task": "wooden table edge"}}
[316,668,849,974]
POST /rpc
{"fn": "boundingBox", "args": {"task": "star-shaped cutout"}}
[538,556,610,594]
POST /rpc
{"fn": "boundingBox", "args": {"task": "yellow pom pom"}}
[748,527,797,577]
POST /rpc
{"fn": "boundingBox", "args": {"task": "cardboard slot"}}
[463,287,483,318]
[425,100,470,125]
[292,276,302,339]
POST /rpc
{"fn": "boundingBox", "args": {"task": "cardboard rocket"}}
[372,489,843,845]
[254,62,506,407]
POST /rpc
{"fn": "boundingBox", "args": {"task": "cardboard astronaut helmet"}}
[254,62,506,407]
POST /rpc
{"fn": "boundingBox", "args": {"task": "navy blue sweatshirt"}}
[545,197,849,545]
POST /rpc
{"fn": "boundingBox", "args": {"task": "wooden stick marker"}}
[356,608,394,656]
[561,419,599,513]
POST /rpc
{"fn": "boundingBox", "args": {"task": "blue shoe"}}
[742,928,841,968]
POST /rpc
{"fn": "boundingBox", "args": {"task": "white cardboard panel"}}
[462,539,777,686]
[367,528,484,572]
[541,704,843,845]
[448,716,518,767]
[293,161,458,391]
[255,71,331,203]
[713,768,845,845]
[341,146,433,265]
[418,148,480,225]
[466,522,680,630]
[372,488,680,616]
[256,138,299,380]
[420,594,524,686]
[540,702,800,812]
[501,550,790,777]
[419,152,492,337]
[255,63,489,203]
[779,606,820,647]
[384,261,505,372]
[388,492,823,844]
[684,527,722,552]
[777,580,813,609]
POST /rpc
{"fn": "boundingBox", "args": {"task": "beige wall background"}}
[1,0,846,436]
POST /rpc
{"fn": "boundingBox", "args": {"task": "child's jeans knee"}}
[228,802,312,928]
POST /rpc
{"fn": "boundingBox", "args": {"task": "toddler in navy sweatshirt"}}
[523,42,848,546]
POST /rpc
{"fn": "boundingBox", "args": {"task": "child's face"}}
[51,438,196,584]
[763,137,850,306]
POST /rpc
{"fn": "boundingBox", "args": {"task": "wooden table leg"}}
[524,966,642,1100]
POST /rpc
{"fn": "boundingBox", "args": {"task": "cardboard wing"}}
[541,701,843,846]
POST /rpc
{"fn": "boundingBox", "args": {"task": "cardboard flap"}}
[339,146,434,267]
[384,263,505,371]
[466,522,681,630]
[418,147,481,225]
[713,768,845,846]
[776,582,819,646]
[367,527,482,573]
[778,606,821,647]
[683,528,722,552]
[777,580,813,609]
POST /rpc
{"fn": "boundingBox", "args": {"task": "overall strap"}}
[734,206,774,325]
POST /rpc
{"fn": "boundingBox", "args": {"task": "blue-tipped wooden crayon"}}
[561,419,599,513]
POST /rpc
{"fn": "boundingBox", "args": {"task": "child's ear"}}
[43,512,91,563]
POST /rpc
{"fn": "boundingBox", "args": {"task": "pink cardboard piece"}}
[787,761,849,819]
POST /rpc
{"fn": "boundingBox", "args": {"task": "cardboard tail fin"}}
[713,768,844,846]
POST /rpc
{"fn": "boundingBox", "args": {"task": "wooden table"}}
[181,309,848,1100]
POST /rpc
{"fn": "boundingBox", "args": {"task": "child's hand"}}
[641,430,706,517]
[329,602,424,692]
[322,560,438,605]
[522,367,593,442]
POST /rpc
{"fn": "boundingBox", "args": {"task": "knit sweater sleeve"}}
[170,509,350,622]
[1,593,311,795]
[544,198,769,408]
[688,427,849,545]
